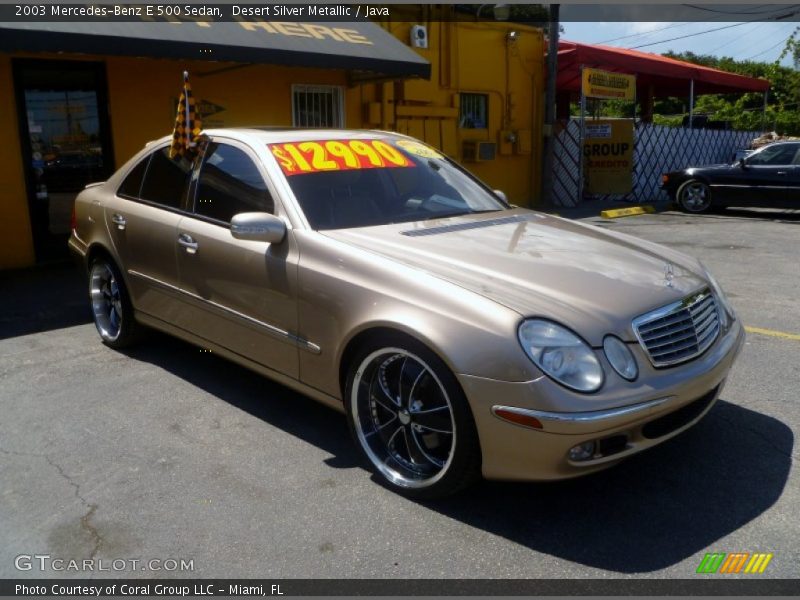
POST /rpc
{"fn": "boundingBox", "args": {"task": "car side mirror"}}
[230,212,286,244]
[739,158,748,169]
[493,189,508,203]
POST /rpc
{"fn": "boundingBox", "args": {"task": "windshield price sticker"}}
[269,140,414,176]
[395,140,444,159]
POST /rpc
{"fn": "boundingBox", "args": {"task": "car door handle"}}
[111,213,126,230]
[776,171,788,176]
[177,233,199,254]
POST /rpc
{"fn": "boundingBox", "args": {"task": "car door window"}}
[195,142,274,223]
[748,144,799,166]
[117,155,150,199]
[139,147,193,209]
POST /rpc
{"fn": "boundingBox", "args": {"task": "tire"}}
[676,179,712,213]
[344,333,481,499]
[88,257,141,348]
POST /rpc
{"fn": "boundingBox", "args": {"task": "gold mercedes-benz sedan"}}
[69,128,745,498]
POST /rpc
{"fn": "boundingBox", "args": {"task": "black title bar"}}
[3,579,800,596]
[3,3,800,22]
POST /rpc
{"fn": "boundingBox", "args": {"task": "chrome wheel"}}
[678,180,711,212]
[351,348,456,489]
[90,261,123,342]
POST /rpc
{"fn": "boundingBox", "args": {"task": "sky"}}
[561,21,798,67]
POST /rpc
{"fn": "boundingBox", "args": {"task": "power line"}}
[742,30,798,60]
[682,4,797,15]
[630,21,755,49]
[596,22,699,45]
[705,21,772,54]
[629,10,800,49]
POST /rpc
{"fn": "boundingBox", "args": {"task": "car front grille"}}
[633,289,720,367]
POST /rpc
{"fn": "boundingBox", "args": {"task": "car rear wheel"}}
[345,336,481,499]
[676,180,712,213]
[89,257,140,348]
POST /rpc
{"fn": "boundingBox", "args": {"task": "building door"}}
[13,59,115,262]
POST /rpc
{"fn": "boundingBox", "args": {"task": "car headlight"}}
[701,263,735,328]
[518,319,604,393]
[603,335,638,381]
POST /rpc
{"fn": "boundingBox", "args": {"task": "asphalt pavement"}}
[1,205,798,580]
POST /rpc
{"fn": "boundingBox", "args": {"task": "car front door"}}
[104,145,192,322]
[174,138,300,378]
[741,143,800,205]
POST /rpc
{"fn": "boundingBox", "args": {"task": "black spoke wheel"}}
[677,179,712,213]
[89,257,141,348]
[345,335,481,499]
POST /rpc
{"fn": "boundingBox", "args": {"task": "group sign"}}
[582,120,634,195]
[580,68,636,195]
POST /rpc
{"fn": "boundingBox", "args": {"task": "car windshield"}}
[268,138,507,230]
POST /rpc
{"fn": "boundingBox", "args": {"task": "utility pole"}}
[541,4,560,207]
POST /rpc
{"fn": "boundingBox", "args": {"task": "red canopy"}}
[557,40,770,97]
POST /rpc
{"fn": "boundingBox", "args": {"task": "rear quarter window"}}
[139,147,193,209]
[117,156,150,198]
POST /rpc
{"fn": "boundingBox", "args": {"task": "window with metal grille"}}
[459,93,488,129]
[292,85,344,128]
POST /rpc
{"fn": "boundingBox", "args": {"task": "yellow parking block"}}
[745,326,800,342]
[600,205,656,219]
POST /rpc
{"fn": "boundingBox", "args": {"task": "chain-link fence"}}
[550,119,763,207]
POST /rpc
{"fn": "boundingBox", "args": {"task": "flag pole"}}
[183,71,193,148]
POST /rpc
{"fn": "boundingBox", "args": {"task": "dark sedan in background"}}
[662,141,800,213]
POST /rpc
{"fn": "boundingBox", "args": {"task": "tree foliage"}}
[651,41,800,135]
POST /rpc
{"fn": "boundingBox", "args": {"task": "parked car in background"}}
[662,141,800,213]
[70,128,744,498]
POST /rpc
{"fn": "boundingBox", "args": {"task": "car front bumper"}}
[458,318,745,481]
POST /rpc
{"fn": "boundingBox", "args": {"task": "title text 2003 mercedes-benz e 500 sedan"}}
[69,129,744,498]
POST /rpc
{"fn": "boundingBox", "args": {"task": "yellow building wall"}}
[104,56,353,168]
[0,18,545,269]
[368,15,545,207]
[0,55,35,269]
[0,52,351,269]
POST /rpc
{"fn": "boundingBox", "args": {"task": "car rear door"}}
[104,145,192,322]
[174,137,300,378]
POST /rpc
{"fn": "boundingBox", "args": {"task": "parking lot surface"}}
[1,206,798,579]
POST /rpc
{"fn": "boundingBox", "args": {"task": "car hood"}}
[323,209,708,344]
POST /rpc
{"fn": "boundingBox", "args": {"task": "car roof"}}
[144,127,408,151]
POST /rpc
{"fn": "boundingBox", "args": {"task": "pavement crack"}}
[43,454,104,558]
[0,446,104,558]
[79,504,103,559]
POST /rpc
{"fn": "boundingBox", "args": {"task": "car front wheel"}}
[676,179,712,213]
[345,336,481,499]
[89,257,140,348]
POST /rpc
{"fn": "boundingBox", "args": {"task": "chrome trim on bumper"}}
[492,396,671,426]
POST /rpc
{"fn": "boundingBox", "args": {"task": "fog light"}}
[568,441,596,462]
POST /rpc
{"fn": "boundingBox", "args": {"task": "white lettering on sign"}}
[585,124,612,139]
